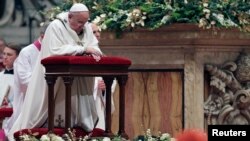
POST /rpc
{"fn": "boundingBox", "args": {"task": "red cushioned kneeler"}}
[41,56,131,66]
[14,128,104,140]
[12,56,131,140]
[0,108,13,118]
[14,56,131,139]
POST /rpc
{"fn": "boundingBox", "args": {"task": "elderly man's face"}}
[2,47,18,69]
[91,23,101,41]
[68,12,89,35]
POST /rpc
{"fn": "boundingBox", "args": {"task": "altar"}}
[99,24,250,139]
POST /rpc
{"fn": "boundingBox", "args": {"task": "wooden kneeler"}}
[41,55,131,138]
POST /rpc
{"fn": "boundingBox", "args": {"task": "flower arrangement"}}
[43,0,250,34]
[18,128,209,141]
[18,129,175,141]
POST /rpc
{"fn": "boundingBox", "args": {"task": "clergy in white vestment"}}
[7,3,103,140]
[93,77,117,130]
[90,23,117,130]
[0,43,21,141]
[3,22,50,134]
[0,69,14,107]
[0,43,21,107]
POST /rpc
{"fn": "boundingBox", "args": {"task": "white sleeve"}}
[15,52,33,86]
[41,20,85,57]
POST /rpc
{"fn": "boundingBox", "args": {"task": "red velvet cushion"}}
[41,56,131,66]
[0,107,13,118]
[14,128,104,140]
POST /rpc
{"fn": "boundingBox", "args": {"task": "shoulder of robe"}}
[44,19,65,32]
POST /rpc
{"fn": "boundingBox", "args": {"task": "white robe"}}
[7,12,102,140]
[93,77,117,130]
[0,70,14,131]
[0,71,14,107]
[3,43,40,134]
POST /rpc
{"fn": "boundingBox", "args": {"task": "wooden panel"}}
[111,71,183,139]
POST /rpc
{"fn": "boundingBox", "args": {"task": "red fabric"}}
[14,128,104,140]
[41,56,131,66]
[0,129,6,140]
[0,62,4,70]
[0,107,13,118]
[33,40,41,51]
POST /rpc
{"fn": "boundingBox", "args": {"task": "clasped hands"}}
[83,47,105,62]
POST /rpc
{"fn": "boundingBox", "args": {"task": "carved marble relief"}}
[204,53,250,125]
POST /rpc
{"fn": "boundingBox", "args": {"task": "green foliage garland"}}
[43,0,250,33]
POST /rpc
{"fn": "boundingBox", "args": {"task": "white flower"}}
[100,14,106,18]
[160,133,170,140]
[139,20,145,27]
[103,137,111,141]
[20,135,32,140]
[108,12,113,16]
[131,22,135,27]
[203,3,208,7]
[199,18,207,27]
[93,16,101,24]
[216,4,223,8]
[83,135,90,140]
[100,23,107,30]
[53,136,64,141]
[161,15,170,24]
[211,21,216,25]
[205,13,210,19]
[203,9,210,14]
[40,135,50,141]
[165,4,173,10]
[127,13,132,18]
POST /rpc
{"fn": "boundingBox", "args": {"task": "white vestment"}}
[0,70,14,130]
[3,43,40,133]
[0,71,14,106]
[7,12,101,140]
[93,77,116,130]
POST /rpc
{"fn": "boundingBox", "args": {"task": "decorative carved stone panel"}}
[204,53,250,125]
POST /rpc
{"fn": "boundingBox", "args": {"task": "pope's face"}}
[68,12,89,35]
[3,47,18,69]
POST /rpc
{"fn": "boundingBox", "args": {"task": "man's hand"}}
[85,47,102,56]
[84,47,102,62]
[98,79,106,91]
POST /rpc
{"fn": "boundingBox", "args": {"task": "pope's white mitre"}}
[69,3,89,12]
